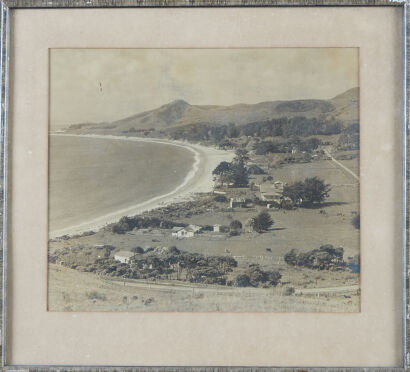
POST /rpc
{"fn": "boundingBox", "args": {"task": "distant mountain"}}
[65,87,359,135]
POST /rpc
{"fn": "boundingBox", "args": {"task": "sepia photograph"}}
[47,48,360,312]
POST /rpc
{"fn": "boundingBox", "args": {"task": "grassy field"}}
[49,264,359,312]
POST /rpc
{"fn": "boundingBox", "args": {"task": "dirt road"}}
[324,149,359,181]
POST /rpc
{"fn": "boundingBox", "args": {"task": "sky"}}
[49,48,359,129]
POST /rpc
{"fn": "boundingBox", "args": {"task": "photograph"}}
[47,48,360,312]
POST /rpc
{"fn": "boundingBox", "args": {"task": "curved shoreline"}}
[49,134,234,238]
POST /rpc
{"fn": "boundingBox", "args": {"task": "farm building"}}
[230,197,246,208]
[172,224,202,238]
[114,251,135,264]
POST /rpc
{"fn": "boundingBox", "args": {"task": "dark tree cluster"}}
[282,116,343,137]
[112,216,186,234]
[253,137,322,155]
[212,160,249,187]
[167,115,343,144]
[283,177,331,206]
[234,264,281,287]
[284,245,346,271]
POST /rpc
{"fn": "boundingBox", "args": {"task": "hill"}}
[64,87,359,136]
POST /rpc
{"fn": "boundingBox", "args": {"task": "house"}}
[259,182,284,204]
[114,251,135,264]
[230,197,246,208]
[171,226,184,237]
[213,224,221,232]
[172,224,202,238]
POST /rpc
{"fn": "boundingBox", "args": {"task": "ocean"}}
[48,135,195,233]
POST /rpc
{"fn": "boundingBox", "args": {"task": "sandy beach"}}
[49,134,234,238]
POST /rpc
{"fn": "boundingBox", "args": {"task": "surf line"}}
[49,133,201,238]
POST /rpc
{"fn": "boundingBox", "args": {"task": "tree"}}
[233,148,249,164]
[229,161,249,187]
[251,211,274,233]
[283,177,330,206]
[351,214,360,229]
[212,161,232,175]
[213,160,248,187]
[301,177,331,204]
[230,220,243,231]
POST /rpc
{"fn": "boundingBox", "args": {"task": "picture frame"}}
[0,0,408,370]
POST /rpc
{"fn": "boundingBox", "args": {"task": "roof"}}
[230,197,246,203]
[172,226,185,232]
[114,251,135,258]
[186,224,201,232]
[260,183,283,195]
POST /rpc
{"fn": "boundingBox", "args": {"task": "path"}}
[297,284,359,295]
[324,149,359,181]
[102,277,359,296]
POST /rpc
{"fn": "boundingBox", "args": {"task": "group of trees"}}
[212,161,249,187]
[284,245,346,271]
[213,149,250,187]
[253,137,322,155]
[242,116,343,138]
[112,216,186,234]
[167,116,344,144]
[283,177,331,206]
[234,264,282,287]
[168,123,238,144]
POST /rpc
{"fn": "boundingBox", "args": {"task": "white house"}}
[114,251,135,264]
[172,224,202,238]
[213,224,221,232]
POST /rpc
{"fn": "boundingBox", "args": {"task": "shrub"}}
[351,214,360,229]
[234,265,281,287]
[230,220,243,231]
[229,230,240,237]
[234,274,252,287]
[86,291,106,301]
[131,246,144,254]
[247,264,281,286]
[214,195,228,203]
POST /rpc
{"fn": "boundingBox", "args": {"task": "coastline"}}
[49,134,234,239]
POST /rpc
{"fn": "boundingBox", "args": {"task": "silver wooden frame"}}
[0,1,408,370]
